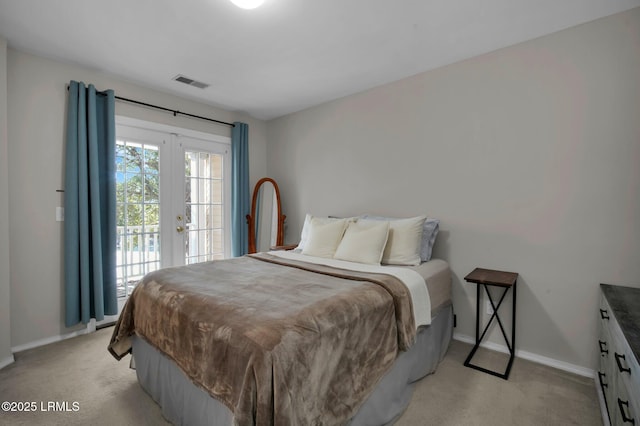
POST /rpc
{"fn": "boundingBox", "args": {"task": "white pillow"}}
[334,220,390,265]
[295,214,313,252]
[381,215,427,266]
[295,214,356,252]
[361,214,439,262]
[302,218,348,258]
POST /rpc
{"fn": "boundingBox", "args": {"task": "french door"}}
[115,119,231,300]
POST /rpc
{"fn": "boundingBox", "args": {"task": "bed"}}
[109,215,452,425]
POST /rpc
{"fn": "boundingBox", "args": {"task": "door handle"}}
[615,352,632,374]
[176,226,184,233]
[598,372,608,388]
[599,340,608,355]
[618,399,635,424]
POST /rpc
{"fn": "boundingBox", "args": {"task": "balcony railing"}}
[115,223,224,298]
[116,225,160,298]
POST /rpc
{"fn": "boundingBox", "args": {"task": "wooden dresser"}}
[598,284,640,426]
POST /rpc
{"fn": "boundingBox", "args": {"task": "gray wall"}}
[6,49,268,349]
[0,39,13,367]
[267,8,640,370]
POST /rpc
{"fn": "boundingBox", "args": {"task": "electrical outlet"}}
[486,300,495,315]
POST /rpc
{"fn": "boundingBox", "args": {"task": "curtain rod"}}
[67,85,235,128]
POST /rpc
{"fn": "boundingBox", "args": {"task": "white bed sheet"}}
[269,250,432,327]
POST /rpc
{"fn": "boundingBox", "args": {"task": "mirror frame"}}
[246,177,285,254]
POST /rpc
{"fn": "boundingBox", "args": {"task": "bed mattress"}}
[410,258,450,315]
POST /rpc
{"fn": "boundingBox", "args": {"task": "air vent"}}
[173,75,210,89]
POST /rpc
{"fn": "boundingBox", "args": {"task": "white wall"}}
[6,49,268,349]
[0,39,13,368]
[267,8,640,371]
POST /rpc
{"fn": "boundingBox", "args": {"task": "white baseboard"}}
[11,322,93,354]
[0,354,15,370]
[453,333,595,378]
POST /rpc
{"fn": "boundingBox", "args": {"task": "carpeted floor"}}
[0,327,602,425]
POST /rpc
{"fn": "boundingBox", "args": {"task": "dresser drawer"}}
[609,323,640,409]
[602,294,640,404]
[610,379,638,426]
[599,284,640,426]
[599,296,613,370]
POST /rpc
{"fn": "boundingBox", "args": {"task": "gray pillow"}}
[420,218,440,262]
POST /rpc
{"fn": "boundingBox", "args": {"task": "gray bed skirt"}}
[131,303,453,426]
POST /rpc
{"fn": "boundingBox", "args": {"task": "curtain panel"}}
[64,80,117,327]
[231,122,250,257]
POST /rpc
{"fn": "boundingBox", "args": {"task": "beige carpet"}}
[0,327,602,426]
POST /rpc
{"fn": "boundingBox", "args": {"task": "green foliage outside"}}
[116,143,160,228]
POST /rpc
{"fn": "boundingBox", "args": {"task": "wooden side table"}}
[463,267,518,380]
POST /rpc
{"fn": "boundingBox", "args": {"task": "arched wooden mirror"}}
[246,178,285,253]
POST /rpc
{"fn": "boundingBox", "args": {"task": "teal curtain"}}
[231,122,250,257]
[64,80,117,327]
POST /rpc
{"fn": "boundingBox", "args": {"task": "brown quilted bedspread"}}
[108,253,416,425]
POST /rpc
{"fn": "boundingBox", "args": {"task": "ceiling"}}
[0,0,638,120]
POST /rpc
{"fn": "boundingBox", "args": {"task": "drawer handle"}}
[599,340,609,355]
[598,371,608,388]
[618,399,635,424]
[600,309,610,320]
[615,352,632,374]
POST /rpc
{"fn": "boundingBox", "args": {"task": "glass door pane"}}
[115,138,162,298]
[184,149,225,264]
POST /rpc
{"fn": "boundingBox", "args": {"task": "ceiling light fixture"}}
[229,0,264,10]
